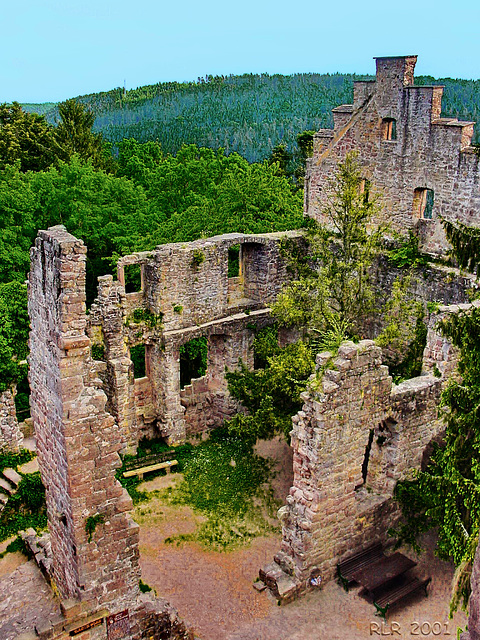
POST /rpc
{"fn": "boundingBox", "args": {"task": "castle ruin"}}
[305,55,480,255]
[2,54,480,639]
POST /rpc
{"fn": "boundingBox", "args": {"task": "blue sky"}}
[2,0,479,103]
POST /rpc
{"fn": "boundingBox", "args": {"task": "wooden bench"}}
[373,576,431,619]
[122,451,178,480]
[337,542,384,591]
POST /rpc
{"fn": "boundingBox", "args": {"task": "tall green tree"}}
[226,333,314,441]
[54,99,112,171]
[273,152,383,343]
[0,102,55,172]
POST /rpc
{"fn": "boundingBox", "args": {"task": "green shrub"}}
[0,472,47,542]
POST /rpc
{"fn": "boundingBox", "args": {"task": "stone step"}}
[2,467,22,487]
[0,492,8,505]
[0,477,14,496]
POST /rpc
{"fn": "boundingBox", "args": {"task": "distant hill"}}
[23,73,480,162]
[22,102,57,116]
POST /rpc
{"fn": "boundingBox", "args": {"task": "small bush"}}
[139,580,153,593]
[191,249,205,269]
[0,472,47,542]
[387,231,429,269]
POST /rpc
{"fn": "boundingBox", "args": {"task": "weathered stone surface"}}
[0,388,23,453]
[305,56,480,256]
[2,468,21,487]
[87,232,297,449]
[0,561,62,640]
[423,300,480,380]
[461,541,480,640]
[264,339,444,601]
[28,225,141,611]
[24,226,198,639]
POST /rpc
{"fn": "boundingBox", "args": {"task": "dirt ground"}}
[136,437,468,640]
[0,435,469,640]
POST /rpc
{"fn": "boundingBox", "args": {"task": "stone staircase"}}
[258,551,303,604]
[0,467,22,514]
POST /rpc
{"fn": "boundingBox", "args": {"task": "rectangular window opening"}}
[124,264,142,293]
[131,343,146,379]
[359,178,371,204]
[14,370,31,420]
[382,118,397,141]
[180,337,208,389]
[413,188,434,219]
[228,245,241,278]
[91,343,105,361]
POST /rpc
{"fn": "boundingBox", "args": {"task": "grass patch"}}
[120,431,280,549]
[0,449,35,475]
[0,536,29,559]
[0,472,47,542]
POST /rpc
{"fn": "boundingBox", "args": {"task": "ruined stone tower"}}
[305,55,480,254]
[27,226,191,639]
[28,226,141,609]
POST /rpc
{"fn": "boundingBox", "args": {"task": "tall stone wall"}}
[305,55,480,255]
[262,340,443,602]
[86,232,295,449]
[27,226,192,640]
[28,226,142,627]
[0,388,23,452]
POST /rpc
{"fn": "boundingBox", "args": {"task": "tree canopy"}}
[0,131,304,387]
[273,152,383,345]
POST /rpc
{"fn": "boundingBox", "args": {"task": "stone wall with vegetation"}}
[306,55,480,255]
[28,226,141,611]
[0,388,23,452]
[87,232,294,448]
[27,225,191,640]
[262,339,444,601]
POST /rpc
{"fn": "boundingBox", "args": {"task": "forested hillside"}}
[23,73,480,161]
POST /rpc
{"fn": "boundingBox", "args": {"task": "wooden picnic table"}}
[350,552,417,593]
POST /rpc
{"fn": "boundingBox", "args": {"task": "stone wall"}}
[262,340,443,602]
[461,542,480,640]
[305,55,480,255]
[84,224,475,451]
[27,226,191,640]
[0,388,23,452]
[422,300,480,379]
[87,232,295,449]
[28,226,141,612]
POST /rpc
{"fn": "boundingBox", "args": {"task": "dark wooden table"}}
[350,552,417,593]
